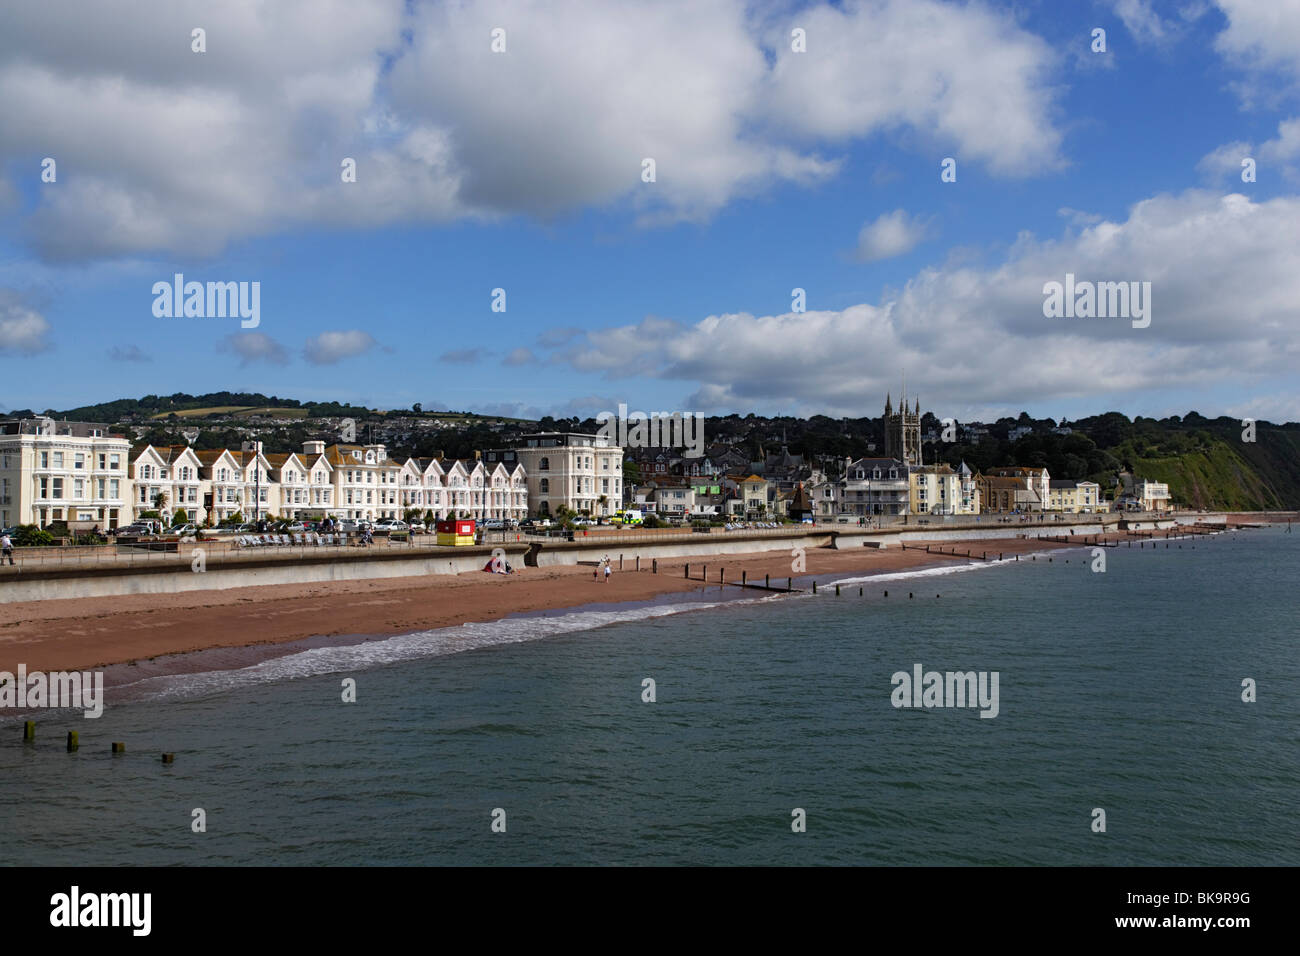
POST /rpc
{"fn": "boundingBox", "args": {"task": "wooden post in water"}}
[835,584,840,595]
[765,574,769,588]
[112,742,125,754]
[162,753,175,764]
[652,559,657,573]
[813,580,817,593]
[66,731,78,752]
[23,721,34,741]
[685,563,690,579]
[742,571,747,587]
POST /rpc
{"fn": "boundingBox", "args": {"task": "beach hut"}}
[436,518,476,546]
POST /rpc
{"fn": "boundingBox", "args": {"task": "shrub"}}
[14,524,54,547]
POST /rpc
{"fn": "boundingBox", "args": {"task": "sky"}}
[1,0,1299,425]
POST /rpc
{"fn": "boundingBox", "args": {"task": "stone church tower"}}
[883,386,921,467]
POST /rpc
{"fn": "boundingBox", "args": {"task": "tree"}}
[152,490,169,513]
[173,508,188,524]
[413,403,422,414]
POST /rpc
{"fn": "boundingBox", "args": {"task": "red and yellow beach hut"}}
[436,518,476,546]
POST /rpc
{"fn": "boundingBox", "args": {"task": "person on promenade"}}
[1,532,12,566]
[603,559,611,584]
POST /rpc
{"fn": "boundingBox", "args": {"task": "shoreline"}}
[0,529,1198,677]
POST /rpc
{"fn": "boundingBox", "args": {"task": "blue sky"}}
[2,0,1299,424]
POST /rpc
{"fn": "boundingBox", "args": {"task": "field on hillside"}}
[149,406,309,419]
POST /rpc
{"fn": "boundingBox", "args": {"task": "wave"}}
[110,593,780,704]
[827,559,1008,587]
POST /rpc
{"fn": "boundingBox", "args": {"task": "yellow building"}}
[908,463,978,515]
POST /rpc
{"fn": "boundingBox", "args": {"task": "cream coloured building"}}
[0,417,132,529]
[485,433,622,518]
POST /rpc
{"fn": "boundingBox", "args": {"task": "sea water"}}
[1,529,1295,865]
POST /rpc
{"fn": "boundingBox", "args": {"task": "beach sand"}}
[0,531,1159,675]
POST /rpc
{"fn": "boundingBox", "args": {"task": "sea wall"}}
[0,544,529,602]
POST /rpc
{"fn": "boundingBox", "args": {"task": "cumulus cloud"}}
[1199,118,1300,184]
[218,332,289,366]
[0,295,52,354]
[557,191,1300,415]
[1112,0,1176,44]
[302,329,376,364]
[108,344,150,362]
[853,209,935,262]
[536,326,583,348]
[502,347,537,366]
[0,0,1068,260]
[1212,0,1300,101]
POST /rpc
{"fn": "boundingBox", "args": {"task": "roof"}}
[742,474,766,483]
[194,448,236,466]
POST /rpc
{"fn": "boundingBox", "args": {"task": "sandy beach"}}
[0,531,1167,675]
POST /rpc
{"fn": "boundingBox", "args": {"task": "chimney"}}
[303,440,325,455]
[474,450,481,460]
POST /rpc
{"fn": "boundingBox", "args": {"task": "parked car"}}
[373,518,407,533]
[279,521,307,533]
[407,519,425,533]
[167,523,198,537]
[115,523,155,537]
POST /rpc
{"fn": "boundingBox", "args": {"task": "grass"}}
[150,406,308,420]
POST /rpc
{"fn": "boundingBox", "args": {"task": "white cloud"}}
[302,330,376,364]
[559,191,1300,415]
[1112,0,1175,43]
[219,332,289,366]
[1199,118,1300,183]
[0,296,52,354]
[1212,0,1300,101]
[761,0,1064,176]
[0,0,1069,260]
[502,347,537,367]
[853,209,934,262]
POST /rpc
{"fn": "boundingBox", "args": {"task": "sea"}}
[1,527,1295,865]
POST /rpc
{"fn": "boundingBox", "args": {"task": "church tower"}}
[883,377,921,467]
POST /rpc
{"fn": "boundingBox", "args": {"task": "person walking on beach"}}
[604,561,611,584]
[1,532,12,566]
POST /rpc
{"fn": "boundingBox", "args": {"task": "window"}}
[40,451,49,468]
[110,454,120,469]
[75,454,85,469]
[98,454,107,469]
[52,477,63,498]
[54,452,64,468]
[74,479,84,499]
[538,457,549,471]
[97,479,106,499]
[539,478,549,493]
[39,477,48,498]
[110,479,119,498]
